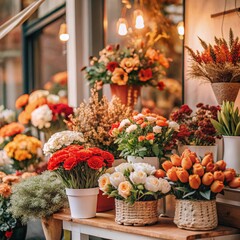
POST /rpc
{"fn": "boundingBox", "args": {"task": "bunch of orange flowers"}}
[0,122,24,138]
[4,134,42,171]
[162,149,240,200]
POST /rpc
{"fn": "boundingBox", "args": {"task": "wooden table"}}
[53,210,240,240]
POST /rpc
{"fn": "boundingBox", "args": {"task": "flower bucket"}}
[211,83,240,105]
[97,190,115,212]
[110,84,141,108]
[115,199,158,226]
[127,156,159,169]
[41,215,62,240]
[66,188,99,218]
[174,199,218,230]
[223,136,240,173]
[178,145,218,162]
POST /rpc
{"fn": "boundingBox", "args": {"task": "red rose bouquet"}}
[171,103,220,146]
[47,145,114,189]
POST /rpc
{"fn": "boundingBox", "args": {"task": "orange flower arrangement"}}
[111,110,179,159]
[162,149,240,200]
[0,122,24,138]
[84,44,170,90]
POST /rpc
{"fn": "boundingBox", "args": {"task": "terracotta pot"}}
[41,216,62,240]
[110,84,141,107]
[97,190,115,212]
[211,83,240,105]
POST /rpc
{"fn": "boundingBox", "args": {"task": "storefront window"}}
[0,0,23,109]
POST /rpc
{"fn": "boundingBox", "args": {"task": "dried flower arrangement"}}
[171,103,220,146]
[186,29,240,83]
[67,87,132,157]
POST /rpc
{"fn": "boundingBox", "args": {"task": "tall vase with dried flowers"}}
[186,29,240,104]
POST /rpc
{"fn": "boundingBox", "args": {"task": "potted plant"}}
[82,44,170,107]
[171,103,220,161]
[186,29,240,104]
[162,149,240,230]
[211,101,240,173]
[4,134,43,172]
[111,110,179,168]
[99,162,171,226]
[47,145,114,218]
[66,87,132,212]
[9,171,67,240]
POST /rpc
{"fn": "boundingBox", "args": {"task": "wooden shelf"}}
[53,209,240,240]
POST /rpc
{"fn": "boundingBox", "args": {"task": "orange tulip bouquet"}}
[162,149,240,230]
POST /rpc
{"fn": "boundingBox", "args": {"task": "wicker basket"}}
[115,199,158,226]
[174,199,218,230]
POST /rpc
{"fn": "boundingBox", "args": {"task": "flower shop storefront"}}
[0,0,240,240]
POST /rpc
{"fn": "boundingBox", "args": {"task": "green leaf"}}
[175,187,190,193]
[183,190,196,199]
[152,144,160,157]
[221,112,231,134]
[200,190,211,200]
[235,122,240,136]
[210,119,225,135]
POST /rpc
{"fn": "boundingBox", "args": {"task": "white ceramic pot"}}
[178,145,218,162]
[66,187,99,218]
[223,136,240,173]
[127,156,159,169]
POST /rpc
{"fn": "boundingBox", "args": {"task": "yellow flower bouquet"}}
[4,134,43,171]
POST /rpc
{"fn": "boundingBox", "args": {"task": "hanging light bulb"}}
[134,9,144,29]
[177,21,184,40]
[117,18,128,36]
[59,23,69,42]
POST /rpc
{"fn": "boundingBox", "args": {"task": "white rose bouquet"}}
[98,162,171,204]
[43,130,85,156]
[110,110,179,159]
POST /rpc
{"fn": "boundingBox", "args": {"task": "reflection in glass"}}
[104,0,183,117]
[33,18,67,92]
[0,0,23,109]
